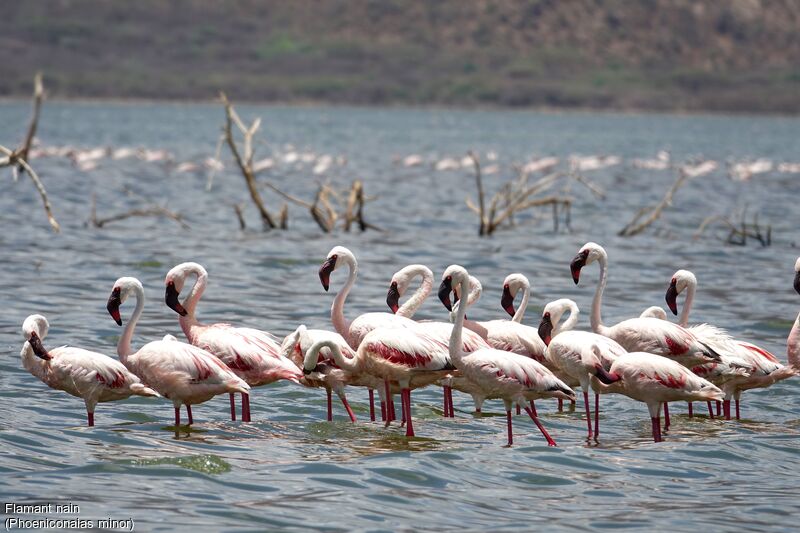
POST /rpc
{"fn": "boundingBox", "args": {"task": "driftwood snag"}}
[220,92,278,230]
[1,73,59,232]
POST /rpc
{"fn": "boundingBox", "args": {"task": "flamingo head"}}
[438,265,468,312]
[22,314,51,360]
[570,242,604,284]
[107,277,141,326]
[319,247,349,291]
[665,269,696,316]
[164,280,188,316]
[794,257,800,295]
[386,281,401,313]
[501,273,528,317]
[592,363,621,385]
[538,312,553,346]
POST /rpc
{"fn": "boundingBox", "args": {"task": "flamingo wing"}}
[362,328,451,371]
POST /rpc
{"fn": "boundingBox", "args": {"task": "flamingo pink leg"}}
[380,401,386,422]
[242,392,251,423]
[443,386,449,417]
[229,393,237,421]
[326,388,333,422]
[723,400,731,420]
[506,410,513,446]
[529,400,537,417]
[369,389,375,421]
[448,387,455,417]
[651,417,662,442]
[582,391,593,438]
[594,393,600,439]
[186,405,194,425]
[688,402,693,417]
[87,412,95,427]
[735,399,741,420]
[384,381,393,427]
[557,398,563,412]
[707,401,715,419]
[716,400,722,416]
[174,406,181,427]
[525,406,557,446]
[403,388,415,437]
[340,395,356,422]
[516,404,521,416]
[570,399,576,410]
[663,403,670,431]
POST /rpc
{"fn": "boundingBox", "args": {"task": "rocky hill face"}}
[2,0,799,112]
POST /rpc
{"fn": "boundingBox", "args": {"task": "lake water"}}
[1,102,799,531]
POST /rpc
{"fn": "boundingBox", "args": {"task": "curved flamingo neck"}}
[511,283,530,323]
[397,267,433,319]
[789,310,800,370]
[178,266,207,340]
[118,284,145,361]
[557,302,580,335]
[679,278,696,327]
[449,275,470,365]
[307,339,358,373]
[590,254,610,336]
[332,254,356,343]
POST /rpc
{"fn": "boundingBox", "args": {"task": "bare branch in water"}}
[694,207,771,247]
[89,193,189,229]
[1,144,60,232]
[618,168,690,237]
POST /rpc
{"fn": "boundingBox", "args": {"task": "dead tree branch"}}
[89,193,189,229]
[694,208,771,247]
[1,74,59,232]
[618,169,690,237]
[220,92,277,230]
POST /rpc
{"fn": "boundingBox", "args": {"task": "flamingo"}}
[164,262,302,422]
[280,325,359,422]
[789,257,800,370]
[537,299,627,440]
[439,265,575,447]
[590,352,724,442]
[640,306,668,320]
[499,273,532,323]
[665,269,797,419]
[107,277,250,426]
[319,246,418,419]
[386,264,491,415]
[20,314,159,426]
[570,242,723,368]
[306,324,453,437]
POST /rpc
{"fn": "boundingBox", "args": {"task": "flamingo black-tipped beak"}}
[570,251,588,285]
[438,277,453,311]
[593,364,621,385]
[165,281,187,316]
[386,282,400,314]
[794,271,800,296]
[665,279,679,316]
[107,287,123,326]
[538,314,553,346]
[501,285,516,317]
[28,331,51,360]
[319,256,336,292]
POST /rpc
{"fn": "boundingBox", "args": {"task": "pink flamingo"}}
[385,264,491,416]
[537,299,627,440]
[319,246,418,420]
[666,269,797,419]
[281,325,360,422]
[107,277,250,426]
[439,265,575,447]
[164,262,302,422]
[590,352,724,442]
[20,314,159,426]
[789,257,800,370]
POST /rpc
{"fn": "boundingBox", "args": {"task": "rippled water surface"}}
[1,102,799,531]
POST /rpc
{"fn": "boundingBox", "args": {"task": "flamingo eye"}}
[446,276,451,281]
[504,284,509,289]
[544,312,550,318]
[671,278,676,283]
[330,254,338,261]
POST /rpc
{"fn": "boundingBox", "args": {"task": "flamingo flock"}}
[18,244,800,447]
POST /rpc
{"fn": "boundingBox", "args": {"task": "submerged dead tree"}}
[88,187,189,229]
[220,92,286,230]
[466,151,577,236]
[0,73,60,232]
[694,207,771,247]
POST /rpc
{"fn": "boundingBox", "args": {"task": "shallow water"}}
[1,102,799,531]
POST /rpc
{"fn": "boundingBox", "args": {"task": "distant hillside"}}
[2,0,800,112]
